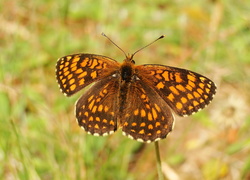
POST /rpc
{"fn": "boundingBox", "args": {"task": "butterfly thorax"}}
[120,61,134,82]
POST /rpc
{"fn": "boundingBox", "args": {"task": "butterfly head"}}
[124,53,136,64]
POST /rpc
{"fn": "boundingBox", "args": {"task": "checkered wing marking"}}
[56,54,120,96]
[75,76,119,136]
[135,65,216,116]
[121,81,174,143]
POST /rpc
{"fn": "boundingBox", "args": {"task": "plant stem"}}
[154,141,164,180]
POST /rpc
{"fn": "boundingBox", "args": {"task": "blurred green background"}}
[1,0,250,180]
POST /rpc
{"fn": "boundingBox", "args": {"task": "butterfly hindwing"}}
[75,76,119,136]
[121,80,174,142]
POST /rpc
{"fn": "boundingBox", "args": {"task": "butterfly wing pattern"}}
[75,76,120,136]
[56,51,216,143]
[121,80,174,142]
[135,65,216,117]
[56,54,120,96]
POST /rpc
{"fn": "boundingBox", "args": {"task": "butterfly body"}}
[56,53,216,143]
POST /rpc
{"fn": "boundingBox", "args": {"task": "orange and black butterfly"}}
[55,34,216,143]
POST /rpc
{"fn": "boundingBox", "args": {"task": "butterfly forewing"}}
[56,54,120,96]
[135,65,216,116]
[121,80,174,143]
[76,76,119,136]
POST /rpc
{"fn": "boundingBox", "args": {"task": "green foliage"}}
[1,0,249,179]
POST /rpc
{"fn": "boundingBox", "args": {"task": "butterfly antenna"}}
[131,35,165,59]
[102,33,127,58]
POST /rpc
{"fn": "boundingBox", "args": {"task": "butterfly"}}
[55,35,216,143]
